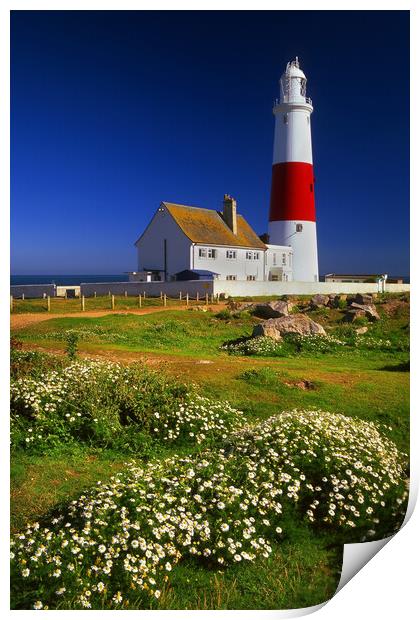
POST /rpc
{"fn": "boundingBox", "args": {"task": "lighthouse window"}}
[296,223,303,232]
[283,114,288,124]
[310,183,313,192]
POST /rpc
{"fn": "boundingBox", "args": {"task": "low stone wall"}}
[10,284,56,299]
[213,281,410,297]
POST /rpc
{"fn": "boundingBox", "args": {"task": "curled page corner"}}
[336,536,392,593]
[335,475,417,595]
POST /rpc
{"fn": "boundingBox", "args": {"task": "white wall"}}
[80,280,214,298]
[192,245,265,281]
[213,280,410,297]
[135,205,192,278]
[80,280,409,299]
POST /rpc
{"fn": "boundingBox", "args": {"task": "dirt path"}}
[11,304,225,330]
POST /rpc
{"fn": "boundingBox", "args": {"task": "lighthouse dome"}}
[283,62,306,80]
[280,57,309,104]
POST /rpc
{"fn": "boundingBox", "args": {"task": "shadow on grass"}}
[379,360,410,372]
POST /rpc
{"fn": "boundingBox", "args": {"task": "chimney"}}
[222,194,237,235]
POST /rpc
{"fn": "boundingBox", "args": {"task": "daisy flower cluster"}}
[11,409,407,610]
[221,336,285,357]
[10,360,243,452]
[150,395,245,444]
[226,410,408,538]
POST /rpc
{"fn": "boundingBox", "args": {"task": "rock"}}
[355,293,374,305]
[253,300,292,319]
[349,302,380,321]
[226,301,255,312]
[252,314,326,340]
[355,326,369,335]
[327,294,347,308]
[310,294,329,308]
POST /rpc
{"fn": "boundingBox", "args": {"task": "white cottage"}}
[131,195,293,282]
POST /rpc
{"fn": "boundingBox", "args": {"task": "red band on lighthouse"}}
[269,162,316,222]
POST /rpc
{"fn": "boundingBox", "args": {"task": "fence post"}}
[196,291,199,302]
[210,294,214,304]
[10,295,13,312]
[22,293,25,301]
[125,291,127,297]
[81,295,85,311]
[160,291,163,299]
[94,291,97,298]
[163,294,167,307]
[186,292,189,307]
[47,296,51,312]
[179,291,182,301]
[43,293,46,299]
[111,294,115,310]
[205,293,208,306]
[144,291,146,299]
[216,292,220,304]
[138,294,142,308]
[64,290,67,300]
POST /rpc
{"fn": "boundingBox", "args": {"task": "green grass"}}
[10,295,209,314]
[10,297,409,609]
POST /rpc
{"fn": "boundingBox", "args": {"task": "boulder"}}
[355,293,374,305]
[253,300,292,319]
[252,313,326,340]
[310,294,330,308]
[328,294,347,308]
[349,302,380,321]
[355,326,369,335]
[226,301,255,312]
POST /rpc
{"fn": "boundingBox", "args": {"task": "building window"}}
[247,275,256,281]
[272,253,277,265]
[282,253,287,265]
[226,250,237,259]
[246,251,260,260]
[271,275,279,281]
[246,251,253,260]
[296,223,303,232]
[199,248,216,259]
[226,275,237,281]
[253,252,260,260]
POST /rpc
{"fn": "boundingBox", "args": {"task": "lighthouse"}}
[268,58,319,282]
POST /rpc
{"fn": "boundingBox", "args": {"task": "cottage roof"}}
[163,202,267,250]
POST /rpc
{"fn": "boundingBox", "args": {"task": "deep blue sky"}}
[11,10,409,276]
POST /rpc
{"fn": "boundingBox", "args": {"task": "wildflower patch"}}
[11,409,408,610]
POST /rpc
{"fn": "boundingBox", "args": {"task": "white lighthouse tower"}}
[268,58,319,282]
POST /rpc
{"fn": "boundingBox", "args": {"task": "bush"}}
[65,332,79,359]
[10,409,407,609]
[10,360,244,453]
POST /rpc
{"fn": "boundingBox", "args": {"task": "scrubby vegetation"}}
[10,293,410,610]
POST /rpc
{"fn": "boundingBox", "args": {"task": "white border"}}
[2,2,416,618]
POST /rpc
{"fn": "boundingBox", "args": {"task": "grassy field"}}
[10,295,409,609]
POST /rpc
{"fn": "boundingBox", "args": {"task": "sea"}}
[11,275,130,286]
